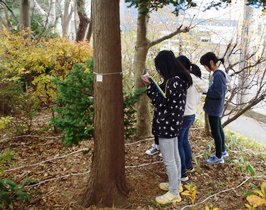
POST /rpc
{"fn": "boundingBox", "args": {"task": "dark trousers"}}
[178,114,195,176]
[208,115,226,158]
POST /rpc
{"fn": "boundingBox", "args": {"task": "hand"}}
[141,73,151,84]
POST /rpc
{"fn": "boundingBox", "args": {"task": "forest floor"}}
[1,115,266,210]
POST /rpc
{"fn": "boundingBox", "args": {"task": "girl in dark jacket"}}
[200,52,228,164]
[142,50,192,205]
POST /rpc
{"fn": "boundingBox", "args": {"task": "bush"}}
[124,88,146,139]
[52,59,145,146]
[0,177,30,209]
[51,61,94,146]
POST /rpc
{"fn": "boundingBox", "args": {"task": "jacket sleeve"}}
[147,77,185,119]
[207,73,226,99]
[192,74,209,94]
[147,82,166,107]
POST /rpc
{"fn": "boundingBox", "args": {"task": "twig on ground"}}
[180,175,266,210]
[26,170,90,188]
[125,137,154,146]
[0,134,61,143]
[5,148,90,172]
[126,161,163,169]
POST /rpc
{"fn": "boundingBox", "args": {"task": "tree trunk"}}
[237,0,252,106]
[80,0,129,208]
[62,0,73,38]
[133,5,152,139]
[86,1,93,43]
[204,113,211,136]
[48,0,56,33]
[76,0,90,41]
[20,0,30,30]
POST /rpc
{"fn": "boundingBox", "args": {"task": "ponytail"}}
[191,64,202,78]
[218,58,225,65]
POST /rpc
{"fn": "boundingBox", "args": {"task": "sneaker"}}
[181,175,189,182]
[207,155,224,164]
[186,167,195,172]
[159,182,183,192]
[222,150,229,158]
[145,144,159,156]
[155,192,181,205]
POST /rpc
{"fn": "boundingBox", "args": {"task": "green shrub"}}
[51,61,94,146]
[52,59,145,146]
[124,88,146,139]
[0,177,29,209]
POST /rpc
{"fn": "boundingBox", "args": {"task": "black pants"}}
[208,115,226,158]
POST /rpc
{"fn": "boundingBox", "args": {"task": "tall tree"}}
[20,0,30,30]
[81,0,129,208]
[76,0,90,41]
[61,0,74,38]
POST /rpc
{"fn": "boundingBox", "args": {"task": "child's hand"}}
[141,73,151,84]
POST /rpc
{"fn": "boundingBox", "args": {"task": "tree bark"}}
[76,0,90,41]
[133,4,152,139]
[86,1,93,43]
[80,0,129,208]
[20,0,30,30]
[62,0,73,38]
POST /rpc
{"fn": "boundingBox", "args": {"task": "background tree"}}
[81,0,129,208]
[20,0,30,30]
[76,0,90,41]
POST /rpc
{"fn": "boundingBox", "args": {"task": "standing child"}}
[200,52,228,164]
[176,55,208,181]
[142,50,192,205]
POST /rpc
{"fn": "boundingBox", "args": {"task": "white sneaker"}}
[155,191,181,205]
[159,182,183,192]
[145,144,159,155]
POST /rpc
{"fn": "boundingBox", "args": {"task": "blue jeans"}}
[159,137,181,196]
[178,114,195,176]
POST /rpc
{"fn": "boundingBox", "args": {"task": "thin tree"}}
[20,0,30,30]
[76,0,90,41]
[80,0,129,208]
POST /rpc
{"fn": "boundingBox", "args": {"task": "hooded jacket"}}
[204,70,227,117]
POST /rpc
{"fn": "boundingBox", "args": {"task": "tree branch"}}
[148,25,190,48]
[0,0,18,23]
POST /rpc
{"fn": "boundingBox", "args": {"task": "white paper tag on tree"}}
[96,74,103,82]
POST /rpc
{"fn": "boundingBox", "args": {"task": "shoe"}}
[159,153,162,157]
[186,167,195,172]
[181,175,189,182]
[207,155,224,164]
[145,144,159,156]
[222,150,229,158]
[155,192,181,205]
[159,182,183,192]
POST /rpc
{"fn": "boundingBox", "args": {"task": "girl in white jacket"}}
[176,55,208,181]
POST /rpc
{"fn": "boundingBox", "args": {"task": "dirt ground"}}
[1,121,266,210]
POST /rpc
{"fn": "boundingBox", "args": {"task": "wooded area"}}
[0,0,265,209]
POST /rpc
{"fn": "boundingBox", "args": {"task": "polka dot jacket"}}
[147,76,188,138]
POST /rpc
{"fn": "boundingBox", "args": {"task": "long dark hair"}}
[176,55,202,78]
[200,52,224,70]
[154,50,192,87]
